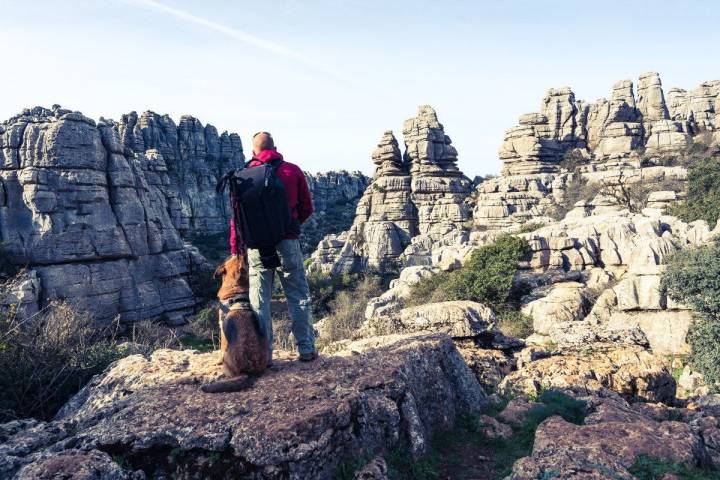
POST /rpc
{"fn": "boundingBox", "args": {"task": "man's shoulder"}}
[279,161,305,177]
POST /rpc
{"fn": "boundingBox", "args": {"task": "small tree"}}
[661,241,720,392]
[668,155,720,227]
[598,169,649,213]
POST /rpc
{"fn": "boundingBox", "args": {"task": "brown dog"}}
[201,254,269,393]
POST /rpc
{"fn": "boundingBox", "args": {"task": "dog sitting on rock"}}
[201,254,269,393]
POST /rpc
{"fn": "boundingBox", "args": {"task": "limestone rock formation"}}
[311,130,417,273]
[403,106,472,234]
[300,170,370,253]
[0,334,484,479]
[0,106,241,324]
[474,72,720,229]
[499,348,677,403]
[361,300,496,339]
[116,109,244,235]
[310,108,472,274]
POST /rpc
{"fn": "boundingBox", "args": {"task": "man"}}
[230,132,317,363]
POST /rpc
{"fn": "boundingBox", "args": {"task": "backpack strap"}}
[269,157,284,170]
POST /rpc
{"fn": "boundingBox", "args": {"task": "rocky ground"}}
[0,334,484,479]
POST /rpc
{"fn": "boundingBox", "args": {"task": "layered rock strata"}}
[0,106,243,324]
[0,334,484,479]
[312,131,418,273]
[116,109,244,235]
[475,72,719,228]
[403,106,472,234]
[310,107,472,274]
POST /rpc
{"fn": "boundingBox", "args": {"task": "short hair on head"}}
[252,131,274,151]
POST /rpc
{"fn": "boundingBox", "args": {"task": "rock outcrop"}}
[0,334,484,479]
[508,392,717,479]
[300,170,370,253]
[403,106,472,234]
[499,348,677,403]
[116,109,244,235]
[310,107,472,274]
[474,72,719,229]
[0,106,240,324]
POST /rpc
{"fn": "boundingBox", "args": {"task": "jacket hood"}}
[252,149,284,163]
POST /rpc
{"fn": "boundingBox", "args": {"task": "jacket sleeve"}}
[297,168,314,224]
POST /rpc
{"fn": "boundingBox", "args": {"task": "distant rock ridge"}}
[115,110,244,235]
[301,170,371,254]
[474,72,720,228]
[498,72,718,177]
[310,106,472,274]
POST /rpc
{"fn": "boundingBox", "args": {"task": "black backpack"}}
[217,158,292,250]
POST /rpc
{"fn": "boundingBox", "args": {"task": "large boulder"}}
[0,334,484,479]
[361,301,496,339]
[507,394,708,479]
[498,348,676,403]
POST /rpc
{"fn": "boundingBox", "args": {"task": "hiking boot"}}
[298,351,318,362]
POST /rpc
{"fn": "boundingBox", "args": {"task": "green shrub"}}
[662,241,720,392]
[515,221,546,234]
[683,320,720,392]
[307,272,370,318]
[662,242,720,317]
[668,155,720,227]
[405,270,453,306]
[629,454,718,480]
[405,235,532,338]
[408,235,530,308]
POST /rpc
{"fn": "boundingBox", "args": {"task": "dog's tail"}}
[201,374,255,394]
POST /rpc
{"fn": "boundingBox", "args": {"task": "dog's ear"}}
[214,262,226,279]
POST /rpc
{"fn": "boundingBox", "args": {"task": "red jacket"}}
[230,149,313,254]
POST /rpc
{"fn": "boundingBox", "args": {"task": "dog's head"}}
[215,254,251,301]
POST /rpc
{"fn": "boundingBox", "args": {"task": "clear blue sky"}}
[0,1,717,176]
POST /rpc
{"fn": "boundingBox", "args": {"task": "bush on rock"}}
[669,155,720,227]
[662,240,720,392]
[407,235,532,337]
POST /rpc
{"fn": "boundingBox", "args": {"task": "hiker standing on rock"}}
[229,132,317,363]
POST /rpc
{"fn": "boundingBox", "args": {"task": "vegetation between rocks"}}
[662,240,720,393]
[349,390,588,480]
[406,235,534,338]
[0,298,126,421]
[668,155,720,227]
[0,267,218,421]
[629,454,718,480]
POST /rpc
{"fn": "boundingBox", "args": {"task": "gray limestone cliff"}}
[0,106,244,325]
